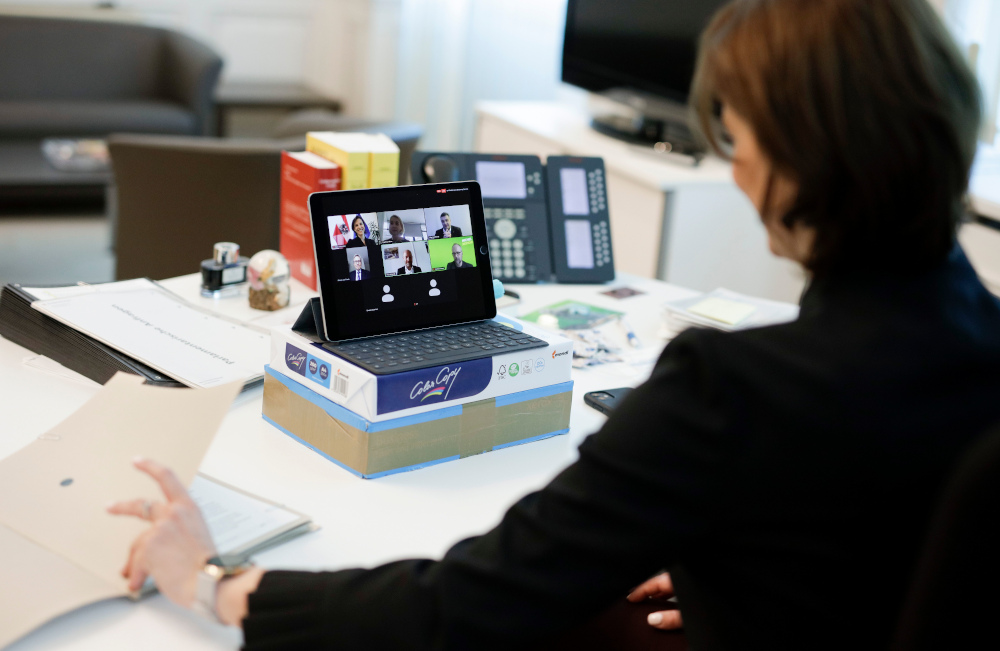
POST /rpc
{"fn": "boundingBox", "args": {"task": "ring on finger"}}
[141,500,152,521]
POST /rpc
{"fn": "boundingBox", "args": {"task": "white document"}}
[28,279,268,388]
[687,296,757,326]
[190,474,311,557]
[665,288,799,332]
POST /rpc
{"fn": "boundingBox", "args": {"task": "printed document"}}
[28,279,268,388]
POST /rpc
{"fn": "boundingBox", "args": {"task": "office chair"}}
[890,420,1000,650]
[109,135,285,281]
[109,120,422,281]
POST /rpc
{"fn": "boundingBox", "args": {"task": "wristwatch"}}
[193,554,255,622]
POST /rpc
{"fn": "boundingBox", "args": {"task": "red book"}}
[280,151,341,289]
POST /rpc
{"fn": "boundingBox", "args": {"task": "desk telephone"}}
[411,152,614,284]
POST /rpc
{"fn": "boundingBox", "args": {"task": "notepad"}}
[663,288,799,333]
[687,296,757,325]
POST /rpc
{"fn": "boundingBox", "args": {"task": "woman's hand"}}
[627,572,683,630]
[107,457,216,607]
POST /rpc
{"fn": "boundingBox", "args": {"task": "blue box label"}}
[376,358,492,414]
[286,343,330,389]
[284,343,308,376]
[305,354,331,389]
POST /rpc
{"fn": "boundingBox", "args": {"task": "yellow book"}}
[363,133,400,188]
[305,132,370,190]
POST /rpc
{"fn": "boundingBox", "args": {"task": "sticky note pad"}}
[687,297,757,326]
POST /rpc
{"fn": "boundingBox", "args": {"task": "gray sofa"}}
[0,15,223,139]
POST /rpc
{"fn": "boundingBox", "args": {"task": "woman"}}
[345,214,382,276]
[345,215,371,248]
[385,213,410,243]
[109,1,1000,649]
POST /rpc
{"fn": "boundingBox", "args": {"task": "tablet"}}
[309,181,497,341]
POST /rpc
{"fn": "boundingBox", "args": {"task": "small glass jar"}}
[247,250,291,311]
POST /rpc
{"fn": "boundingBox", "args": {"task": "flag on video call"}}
[330,215,351,248]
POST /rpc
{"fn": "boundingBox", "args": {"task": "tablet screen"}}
[309,182,496,341]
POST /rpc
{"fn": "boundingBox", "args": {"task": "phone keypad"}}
[485,207,532,280]
[593,221,612,267]
[587,168,607,214]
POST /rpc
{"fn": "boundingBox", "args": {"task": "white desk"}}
[1,273,697,651]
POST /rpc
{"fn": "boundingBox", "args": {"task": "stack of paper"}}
[0,280,181,387]
[0,278,269,390]
[664,288,799,333]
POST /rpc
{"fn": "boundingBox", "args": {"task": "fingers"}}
[107,498,164,521]
[121,536,138,577]
[647,609,683,630]
[132,457,190,503]
[627,572,675,602]
[124,530,152,592]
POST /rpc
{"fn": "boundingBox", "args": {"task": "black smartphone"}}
[583,387,633,415]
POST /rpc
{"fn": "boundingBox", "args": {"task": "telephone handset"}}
[412,151,614,284]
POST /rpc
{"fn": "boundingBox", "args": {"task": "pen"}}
[619,317,641,348]
[504,289,520,299]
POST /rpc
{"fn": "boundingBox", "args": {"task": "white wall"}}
[393,0,578,150]
[943,0,1000,144]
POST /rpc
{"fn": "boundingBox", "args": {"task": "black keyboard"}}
[321,320,547,375]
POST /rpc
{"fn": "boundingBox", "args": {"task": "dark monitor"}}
[562,0,730,105]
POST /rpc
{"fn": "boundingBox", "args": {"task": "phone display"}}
[309,182,496,341]
[559,167,590,215]
[476,161,527,199]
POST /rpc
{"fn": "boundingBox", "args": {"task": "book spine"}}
[280,152,341,290]
[306,135,368,190]
[368,150,400,188]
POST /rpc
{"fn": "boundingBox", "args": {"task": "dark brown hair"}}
[690,0,981,277]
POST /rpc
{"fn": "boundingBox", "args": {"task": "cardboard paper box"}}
[262,366,573,479]
[269,316,573,422]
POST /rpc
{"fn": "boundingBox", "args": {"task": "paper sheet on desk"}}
[29,280,268,388]
[0,373,242,649]
[664,288,799,332]
[190,474,311,557]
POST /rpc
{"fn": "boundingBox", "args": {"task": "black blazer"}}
[243,247,1000,651]
[435,226,463,239]
[397,265,422,274]
[446,260,472,270]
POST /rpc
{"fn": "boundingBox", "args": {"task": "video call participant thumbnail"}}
[397,249,421,274]
[381,209,426,243]
[447,243,471,269]
[346,248,371,281]
[425,205,472,240]
[328,213,376,249]
[346,215,376,248]
[436,212,461,239]
[427,237,477,271]
[382,241,430,276]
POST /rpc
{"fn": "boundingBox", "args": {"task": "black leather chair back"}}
[891,422,1000,650]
